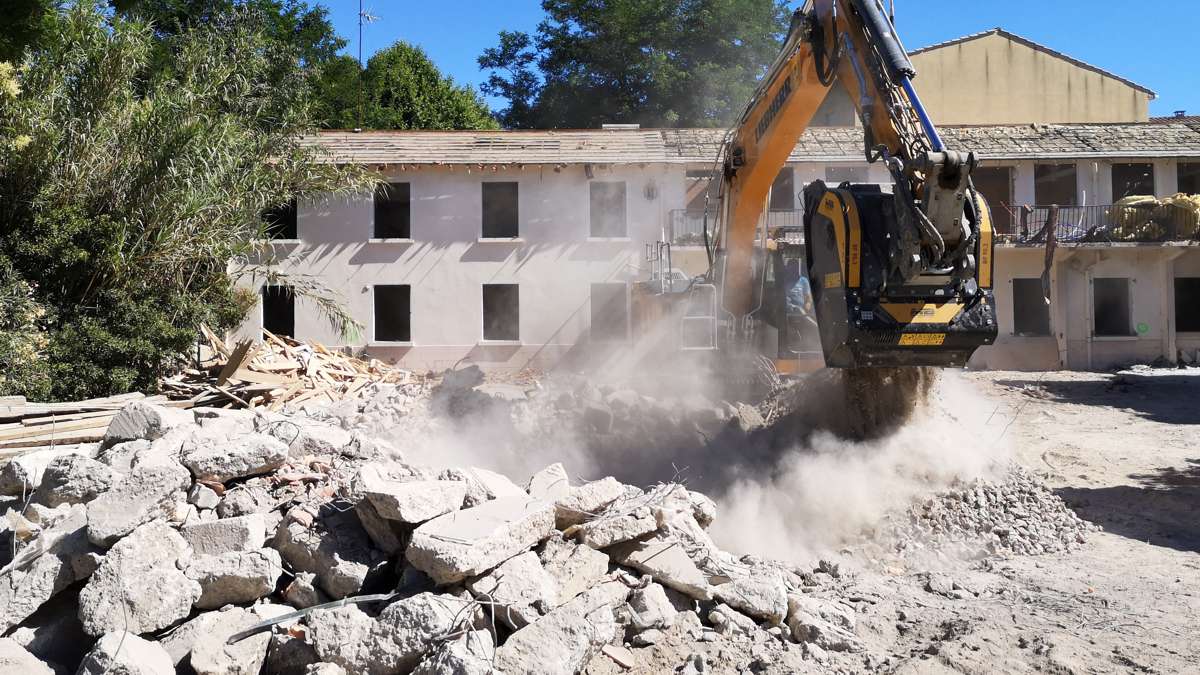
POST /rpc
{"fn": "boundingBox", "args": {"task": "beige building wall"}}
[909,32,1151,125]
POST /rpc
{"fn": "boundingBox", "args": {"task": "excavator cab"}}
[803,180,997,367]
[755,227,825,374]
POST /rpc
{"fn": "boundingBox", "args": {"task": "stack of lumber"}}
[0,392,189,458]
[159,327,414,410]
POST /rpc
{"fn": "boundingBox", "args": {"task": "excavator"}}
[634,0,997,379]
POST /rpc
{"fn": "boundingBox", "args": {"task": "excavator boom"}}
[712,0,997,369]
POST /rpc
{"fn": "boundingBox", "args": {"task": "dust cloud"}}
[708,371,1009,561]
[384,361,1009,564]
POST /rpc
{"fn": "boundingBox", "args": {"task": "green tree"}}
[310,54,363,129]
[110,0,345,66]
[356,41,498,130]
[480,0,791,128]
[0,3,370,400]
[0,0,60,63]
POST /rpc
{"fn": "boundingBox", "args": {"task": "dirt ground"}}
[588,368,1200,674]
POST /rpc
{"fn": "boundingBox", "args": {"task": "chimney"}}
[1175,110,1187,118]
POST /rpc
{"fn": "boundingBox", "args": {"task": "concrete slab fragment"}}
[407,497,556,585]
[608,533,713,601]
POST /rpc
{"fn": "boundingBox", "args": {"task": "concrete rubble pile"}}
[879,464,1100,559]
[0,395,850,674]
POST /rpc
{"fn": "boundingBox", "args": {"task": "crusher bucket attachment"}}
[803,181,998,368]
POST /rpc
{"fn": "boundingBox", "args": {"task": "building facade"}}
[239,123,1200,372]
[907,29,1156,125]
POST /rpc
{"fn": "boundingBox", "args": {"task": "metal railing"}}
[1005,203,1200,244]
[667,209,805,246]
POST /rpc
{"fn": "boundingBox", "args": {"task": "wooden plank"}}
[0,396,27,406]
[216,340,257,386]
[229,369,296,387]
[0,416,113,442]
[0,430,106,449]
[251,361,302,372]
[22,410,119,427]
[200,323,231,358]
[213,386,250,408]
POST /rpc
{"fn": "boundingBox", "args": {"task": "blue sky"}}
[324,0,1198,118]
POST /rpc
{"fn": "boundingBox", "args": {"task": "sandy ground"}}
[587,368,1200,674]
[907,368,1200,674]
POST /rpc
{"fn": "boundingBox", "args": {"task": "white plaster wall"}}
[1060,248,1169,369]
[238,163,680,372]
[968,248,1059,370]
[234,157,1192,374]
[1174,249,1200,360]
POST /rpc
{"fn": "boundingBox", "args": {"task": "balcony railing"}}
[667,209,805,246]
[1004,203,1200,244]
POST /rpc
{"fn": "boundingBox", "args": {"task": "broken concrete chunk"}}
[104,401,193,445]
[78,521,202,636]
[609,533,712,601]
[189,606,274,675]
[194,407,257,436]
[495,580,630,675]
[412,630,495,675]
[466,550,558,629]
[32,454,119,507]
[98,439,149,474]
[713,573,788,624]
[527,462,570,500]
[216,484,276,518]
[375,593,477,672]
[786,594,860,652]
[467,467,527,499]
[262,413,354,457]
[188,483,221,510]
[579,507,657,549]
[0,638,53,675]
[187,548,283,609]
[182,433,289,483]
[9,590,91,667]
[159,611,221,667]
[709,603,759,636]
[271,505,387,599]
[307,593,474,675]
[407,497,556,585]
[538,536,610,606]
[266,632,321,675]
[439,466,527,507]
[686,490,718,529]
[86,461,191,546]
[77,631,174,675]
[0,504,96,633]
[555,477,626,528]
[284,571,329,609]
[354,498,406,554]
[181,513,267,557]
[361,473,468,524]
[305,665,348,675]
[304,605,377,675]
[0,444,96,496]
[628,583,676,630]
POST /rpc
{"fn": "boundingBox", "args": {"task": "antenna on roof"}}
[355,0,380,132]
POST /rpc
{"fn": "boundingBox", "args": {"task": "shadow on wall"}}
[1057,459,1200,553]
[994,373,1200,425]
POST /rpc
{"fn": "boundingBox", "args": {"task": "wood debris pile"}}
[0,392,188,458]
[160,327,416,410]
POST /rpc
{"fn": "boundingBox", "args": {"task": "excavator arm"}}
[712,0,996,368]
